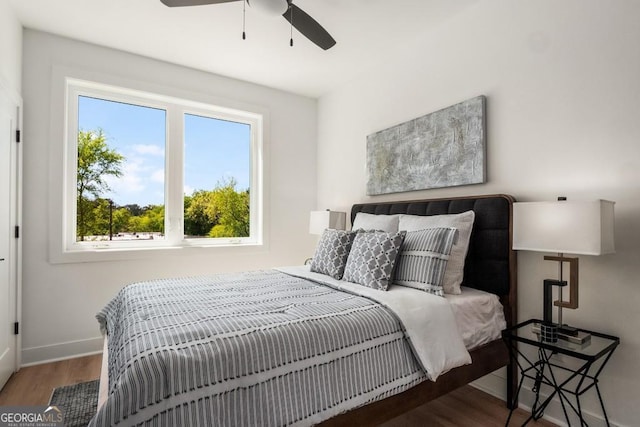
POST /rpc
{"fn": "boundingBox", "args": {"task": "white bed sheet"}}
[445,286,506,350]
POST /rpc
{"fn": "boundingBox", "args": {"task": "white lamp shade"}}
[309,211,346,235]
[513,200,615,255]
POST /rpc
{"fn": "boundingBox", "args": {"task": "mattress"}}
[445,286,506,350]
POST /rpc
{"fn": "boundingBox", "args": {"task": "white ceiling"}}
[9,0,478,98]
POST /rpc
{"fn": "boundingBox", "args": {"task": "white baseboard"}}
[21,336,103,366]
[470,371,623,427]
[516,386,622,427]
[472,368,507,400]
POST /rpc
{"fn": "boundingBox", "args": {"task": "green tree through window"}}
[76,129,250,241]
[184,178,250,238]
[76,129,124,241]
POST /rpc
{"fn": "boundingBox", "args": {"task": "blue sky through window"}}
[78,96,250,207]
[184,113,250,197]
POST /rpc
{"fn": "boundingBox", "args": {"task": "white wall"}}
[317,0,640,425]
[0,0,22,93]
[21,30,318,364]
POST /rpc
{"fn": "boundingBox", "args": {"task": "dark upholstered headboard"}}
[351,194,517,327]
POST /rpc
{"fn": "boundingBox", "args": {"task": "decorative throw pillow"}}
[343,230,406,291]
[310,229,358,280]
[398,211,475,294]
[394,227,459,297]
[352,213,400,233]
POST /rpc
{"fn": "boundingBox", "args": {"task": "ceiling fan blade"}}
[160,0,239,7]
[283,4,336,50]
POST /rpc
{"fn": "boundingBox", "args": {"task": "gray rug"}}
[49,379,99,427]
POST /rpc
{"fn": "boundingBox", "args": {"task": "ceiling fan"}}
[160,0,337,50]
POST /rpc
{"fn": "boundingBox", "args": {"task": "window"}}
[184,114,251,239]
[76,96,167,243]
[64,79,263,255]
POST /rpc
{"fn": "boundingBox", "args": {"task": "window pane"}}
[184,113,251,239]
[76,96,166,242]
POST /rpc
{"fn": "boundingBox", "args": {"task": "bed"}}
[92,194,517,426]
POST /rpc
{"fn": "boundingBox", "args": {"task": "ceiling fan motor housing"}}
[248,0,289,16]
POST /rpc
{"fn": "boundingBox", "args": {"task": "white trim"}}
[0,73,21,106]
[49,68,266,263]
[21,336,104,366]
[21,350,104,368]
[471,369,506,400]
[0,75,22,373]
[515,385,620,427]
[471,370,621,427]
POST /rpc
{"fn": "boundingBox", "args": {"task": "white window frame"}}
[62,78,263,257]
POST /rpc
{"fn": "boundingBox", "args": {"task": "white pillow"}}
[352,212,400,233]
[398,211,475,294]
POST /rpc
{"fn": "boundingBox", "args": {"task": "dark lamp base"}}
[543,279,567,324]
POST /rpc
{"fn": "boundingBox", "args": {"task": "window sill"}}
[49,241,265,264]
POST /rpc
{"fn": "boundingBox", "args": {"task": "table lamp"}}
[309,210,346,235]
[306,210,346,265]
[513,198,615,340]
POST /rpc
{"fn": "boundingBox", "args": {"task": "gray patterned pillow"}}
[394,227,459,296]
[343,230,406,291]
[398,211,474,294]
[310,229,358,279]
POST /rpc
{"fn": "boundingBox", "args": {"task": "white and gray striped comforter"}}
[91,267,470,427]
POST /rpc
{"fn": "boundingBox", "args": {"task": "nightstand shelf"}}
[502,319,619,426]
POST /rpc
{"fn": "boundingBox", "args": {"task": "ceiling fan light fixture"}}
[161,0,335,50]
[248,0,289,16]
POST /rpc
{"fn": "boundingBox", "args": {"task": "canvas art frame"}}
[366,95,486,196]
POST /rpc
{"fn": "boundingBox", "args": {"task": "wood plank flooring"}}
[0,354,555,426]
[0,354,101,406]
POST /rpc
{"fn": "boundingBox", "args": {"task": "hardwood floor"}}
[0,354,555,426]
[0,354,101,406]
[381,384,556,427]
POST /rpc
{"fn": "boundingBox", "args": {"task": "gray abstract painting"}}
[366,95,486,195]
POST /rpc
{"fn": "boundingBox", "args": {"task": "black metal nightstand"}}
[502,319,619,426]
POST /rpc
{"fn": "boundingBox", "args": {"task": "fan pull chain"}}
[289,6,293,47]
[242,0,246,40]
